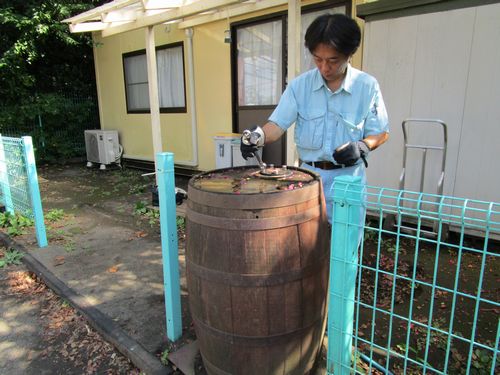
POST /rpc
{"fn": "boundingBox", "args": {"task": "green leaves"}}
[0,1,99,100]
[0,211,34,236]
[0,247,24,268]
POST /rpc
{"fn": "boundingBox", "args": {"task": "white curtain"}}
[300,7,346,74]
[124,45,185,111]
[157,45,185,108]
[237,20,283,106]
[124,54,150,110]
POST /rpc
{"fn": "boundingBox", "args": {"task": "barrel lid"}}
[188,166,322,208]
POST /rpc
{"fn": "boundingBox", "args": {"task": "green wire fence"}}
[328,176,499,374]
[0,90,100,160]
[0,135,47,247]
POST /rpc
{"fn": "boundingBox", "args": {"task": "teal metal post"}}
[22,136,47,247]
[156,152,182,341]
[0,135,14,213]
[327,175,363,375]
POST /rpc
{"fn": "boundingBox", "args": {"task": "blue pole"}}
[156,152,182,341]
[22,136,47,247]
[327,175,363,374]
[0,134,14,213]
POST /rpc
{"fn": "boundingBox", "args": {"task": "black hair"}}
[304,13,361,56]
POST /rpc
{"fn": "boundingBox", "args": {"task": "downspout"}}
[176,27,198,167]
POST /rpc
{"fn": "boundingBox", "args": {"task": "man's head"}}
[304,13,361,57]
[305,14,361,85]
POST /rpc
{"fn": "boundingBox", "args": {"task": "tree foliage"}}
[0,1,105,161]
[0,1,104,99]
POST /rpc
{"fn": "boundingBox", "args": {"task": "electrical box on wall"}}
[213,133,259,169]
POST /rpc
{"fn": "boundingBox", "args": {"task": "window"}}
[123,43,186,113]
[235,5,346,107]
[236,20,283,106]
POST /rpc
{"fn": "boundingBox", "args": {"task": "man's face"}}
[312,43,349,83]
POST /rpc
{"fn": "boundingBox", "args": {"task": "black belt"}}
[304,161,345,170]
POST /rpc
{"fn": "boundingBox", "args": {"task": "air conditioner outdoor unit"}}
[84,130,121,169]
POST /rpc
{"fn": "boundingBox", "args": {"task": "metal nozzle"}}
[254,151,266,171]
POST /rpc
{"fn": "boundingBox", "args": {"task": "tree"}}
[0,0,105,161]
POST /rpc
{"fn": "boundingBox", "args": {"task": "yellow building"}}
[66,0,364,174]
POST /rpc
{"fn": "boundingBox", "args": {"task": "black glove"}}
[333,140,370,167]
[240,141,259,160]
[240,126,265,160]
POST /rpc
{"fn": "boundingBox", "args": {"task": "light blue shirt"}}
[269,64,389,162]
[268,65,389,222]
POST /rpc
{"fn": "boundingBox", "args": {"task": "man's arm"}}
[262,121,285,144]
[363,132,389,151]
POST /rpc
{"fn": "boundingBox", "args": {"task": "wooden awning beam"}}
[64,0,288,35]
[177,0,286,29]
[101,0,246,37]
[64,0,138,24]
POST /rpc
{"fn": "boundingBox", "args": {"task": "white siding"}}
[363,3,500,205]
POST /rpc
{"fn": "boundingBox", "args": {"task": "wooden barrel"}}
[186,166,329,375]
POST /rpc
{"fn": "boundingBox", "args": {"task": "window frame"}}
[122,41,187,114]
[229,0,350,130]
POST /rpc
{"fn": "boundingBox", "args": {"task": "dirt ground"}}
[1,163,192,374]
[0,259,140,375]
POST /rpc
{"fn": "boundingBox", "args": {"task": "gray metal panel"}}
[362,2,500,225]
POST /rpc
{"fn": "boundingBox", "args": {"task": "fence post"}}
[0,134,14,213]
[156,152,182,341]
[22,136,47,248]
[327,175,363,375]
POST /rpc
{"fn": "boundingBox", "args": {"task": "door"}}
[231,4,347,166]
[233,17,285,166]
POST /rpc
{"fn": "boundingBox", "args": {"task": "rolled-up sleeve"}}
[268,84,298,131]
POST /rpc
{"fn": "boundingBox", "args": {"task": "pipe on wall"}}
[176,27,199,167]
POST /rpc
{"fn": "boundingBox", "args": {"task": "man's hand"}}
[333,140,370,167]
[240,126,265,160]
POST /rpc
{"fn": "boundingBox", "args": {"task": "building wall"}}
[362,1,500,204]
[92,1,359,172]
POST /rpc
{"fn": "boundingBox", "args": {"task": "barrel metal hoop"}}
[186,205,320,230]
[186,256,328,287]
[187,183,319,209]
[192,315,323,347]
[200,355,233,375]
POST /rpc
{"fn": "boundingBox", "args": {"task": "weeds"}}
[0,247,24,268]
[45,208,65,222]
[133,201,160,226]
[64,240,76,253]
[160,350,169,366]
[0,211,34,236]
[129,183,148,195]
[176,216,185,230]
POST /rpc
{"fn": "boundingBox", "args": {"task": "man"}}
[241,13,389,222]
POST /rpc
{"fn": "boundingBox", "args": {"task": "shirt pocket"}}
[337,113,365,143]
[295,110,326,150]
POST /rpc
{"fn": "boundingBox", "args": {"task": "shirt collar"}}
[312,64,354,94]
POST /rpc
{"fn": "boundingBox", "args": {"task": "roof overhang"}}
[63,0,288,36]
